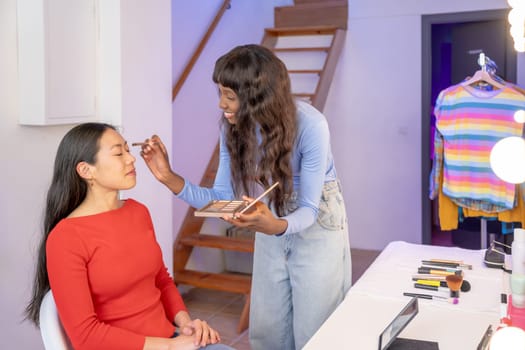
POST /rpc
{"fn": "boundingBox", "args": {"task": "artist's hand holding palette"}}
[194,182,279,218]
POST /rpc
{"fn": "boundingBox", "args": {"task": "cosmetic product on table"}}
[413,283,449,293]
[445,274,463,298]
[414,278,471,292]
[402,292,458,304]
[512,228,525,307]
[422,259,473,270]
[412,274,446,281]
[417,266,463,277]
[510,228,525,330]
[499,293,511,327]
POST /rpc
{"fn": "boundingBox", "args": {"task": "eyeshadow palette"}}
[194,200,248,217]
[194,182,280,218]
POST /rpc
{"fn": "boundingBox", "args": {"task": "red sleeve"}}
[47,225,145,350]
[142,202,187,322]
[156,265,187,322]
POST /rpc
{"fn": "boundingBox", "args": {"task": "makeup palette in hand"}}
[194,199,250,218]
[194,182,279,218]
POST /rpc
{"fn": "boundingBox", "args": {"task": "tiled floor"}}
[181,248,381,350]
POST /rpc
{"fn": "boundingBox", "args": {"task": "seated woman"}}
[25,123,234,350]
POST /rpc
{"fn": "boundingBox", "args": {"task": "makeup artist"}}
[25,123,233,350]
[137,44,351,350]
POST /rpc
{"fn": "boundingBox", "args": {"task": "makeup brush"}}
[415,279,471,292]
[422,259,473,270]
[417,266,463,277]
[412,274,446,281]
[403,292,459,304]
[413,283,450,293]
[131,142,159,147]
[445,274,464,298]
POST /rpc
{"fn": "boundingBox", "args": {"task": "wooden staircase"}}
[172,0,347,334]
[262,25,346,111]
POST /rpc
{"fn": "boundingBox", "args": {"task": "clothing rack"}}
[433,53,522,249]
[477,52,497,74]
[475,52,494,249]
[481,217,488,249]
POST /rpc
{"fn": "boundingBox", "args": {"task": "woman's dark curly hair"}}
[213,44,296,216]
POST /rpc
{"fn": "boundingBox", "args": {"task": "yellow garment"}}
[436,155,525,229]
[438,183,459,230]
[438,183,525,230]
[463,186,525,227]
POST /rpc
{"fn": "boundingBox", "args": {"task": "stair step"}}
[265,25,337,36]
[294,0,342,3]
[275,1,347,29]
[292,92,315,99]
[173,269,251,294]
[289,69,322,74]
[273,46,330,53]
[179,233,254,253]
[278,0,347,10]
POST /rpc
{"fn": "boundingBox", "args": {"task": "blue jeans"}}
[249,181,351,350]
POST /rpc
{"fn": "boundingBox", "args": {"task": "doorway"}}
[421,9,517,247]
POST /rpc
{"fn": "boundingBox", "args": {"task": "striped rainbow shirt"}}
[434,84,525,212]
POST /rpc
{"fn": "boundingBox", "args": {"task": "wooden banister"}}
[172,0,231,101]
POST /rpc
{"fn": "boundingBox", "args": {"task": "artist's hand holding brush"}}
[135,135,186,195]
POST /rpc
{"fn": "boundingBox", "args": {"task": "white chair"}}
[39,290,73,350]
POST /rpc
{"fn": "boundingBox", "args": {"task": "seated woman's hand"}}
[167,334,200,350]
[180,319,221,347]
[144,334,200,350]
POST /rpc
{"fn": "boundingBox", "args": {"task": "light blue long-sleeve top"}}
[177,100,338,235]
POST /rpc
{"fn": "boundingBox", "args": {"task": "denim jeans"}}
[249,180,351,350]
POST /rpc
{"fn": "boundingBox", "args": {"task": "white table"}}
[304,241,505,350]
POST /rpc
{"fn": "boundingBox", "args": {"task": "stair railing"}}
[172,0,232,101]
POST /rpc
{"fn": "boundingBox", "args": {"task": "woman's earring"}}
[89,178,94,187]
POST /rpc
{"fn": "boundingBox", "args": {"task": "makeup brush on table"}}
[403,292,459,304]
[417,266,464,277]
[445,274,464,298]
[421,259,472,270]
[414,278,471,293]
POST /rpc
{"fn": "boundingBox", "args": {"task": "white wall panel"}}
[17,0,96,125]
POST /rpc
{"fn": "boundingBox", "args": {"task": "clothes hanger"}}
[460,53,506,90]
[461,69,506,89]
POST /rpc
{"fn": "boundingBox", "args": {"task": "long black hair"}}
[25,122,116,326]
[213,44,296,216]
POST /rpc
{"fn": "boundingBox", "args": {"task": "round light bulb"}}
[490,137,525,184]
[515,110,525,123]
[514,37,525,52]
[509,9,525,26]
[489,326,525,350]
[510,24,525,39]
[509,0,525,10]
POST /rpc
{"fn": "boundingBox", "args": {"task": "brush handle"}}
[414,283,439,291]
[403,292,432,300]
[237,182,279,215]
